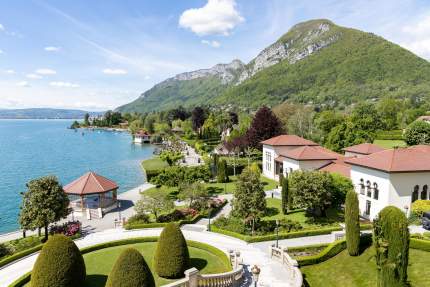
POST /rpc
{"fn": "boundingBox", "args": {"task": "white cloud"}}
[35,68,57,75]
[144,75,151,80]
[26,73,43,79]
[201,39,221,48]
[49,81,79,88]
[102,68,128,75]
[179,0,244,36]
[16,81,30,87]
[4,69,15,74]
[0,24,4,31]
[400,14,430,59]
[0,49,3,54]
[44,46,61,52]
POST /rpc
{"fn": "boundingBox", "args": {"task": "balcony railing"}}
[269,245,303,287]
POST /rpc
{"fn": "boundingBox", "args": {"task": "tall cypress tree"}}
[281,177,289,214]
[374,206,409,287]
[217,159,228,183]
[345,190,360,256]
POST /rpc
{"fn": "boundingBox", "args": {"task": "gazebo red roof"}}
[64,172,118,195]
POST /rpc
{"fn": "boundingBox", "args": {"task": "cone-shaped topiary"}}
[345,190,360,256]
[217,159,228,183]
[373,206,409,287]
[281,176,289,214]
[31,234,85,287]
[106,248,155,287]
[154,223,189,278]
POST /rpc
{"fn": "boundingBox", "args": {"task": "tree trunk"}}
[23,230,26,238]
[44,224,48,241]
[38,227,41,237]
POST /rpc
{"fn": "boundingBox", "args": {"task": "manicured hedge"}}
[154,223,190,279]
[359,223,373,230]
[410,238,430,252]
[31,235,86,287]
[296,240,347,266]
[210,226,343,243]
[8,237,230,287]
[124,214,204,230]
[0,244,43,268]
[286,243,329,252]
[105,248,155,287]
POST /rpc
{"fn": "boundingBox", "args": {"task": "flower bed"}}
[49,221,82,237]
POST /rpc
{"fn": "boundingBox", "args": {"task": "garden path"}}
[180,142,204,167]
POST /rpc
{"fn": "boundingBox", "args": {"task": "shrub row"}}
[0,244,43,269]
[296,240,347,266]
[410,238,430,252]
[359,223,373,230]
[375,130,404,140]
[8,236,231,287]
[124,214,204,230]
[286,243,329,252]
[210,226,342,243]
[145,168,163,181]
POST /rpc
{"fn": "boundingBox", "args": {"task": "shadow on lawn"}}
[84,274,108,287]
[190,258,208,270]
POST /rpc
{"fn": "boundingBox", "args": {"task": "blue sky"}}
[1,0,430,111]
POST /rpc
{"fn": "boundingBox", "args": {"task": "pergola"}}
[64,171,118,212]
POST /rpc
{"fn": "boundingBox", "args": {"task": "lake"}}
[0,120,154,234]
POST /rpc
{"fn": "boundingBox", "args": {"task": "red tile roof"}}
[282,146,342,161]
[261,135,318,146]
[345,145,430,172]
[342,143,385,155]
[64,172,118,195]
[319,159,351,178]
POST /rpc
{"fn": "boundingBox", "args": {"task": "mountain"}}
[0,108,103,119]
[117,19,430,113]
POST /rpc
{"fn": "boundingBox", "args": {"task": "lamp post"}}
[251,265,261,287]
[118,201,122,221]
[275,219,280,248]
[208,208,212,232]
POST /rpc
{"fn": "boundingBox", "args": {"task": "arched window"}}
[360,179,365,195]
[421,185,428,200]
[412,185,419,203]
[373,183,379,200]
[366,180,372,197]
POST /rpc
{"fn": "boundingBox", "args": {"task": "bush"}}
[345,190,360,256]
[157,209,185,223]
[127,213,151,224]
[404,120,430,145]
[154,223,190,278]
[410,238,430,252]
[297,240,347,266]
[106,248,155,287]
[411,200,430,217]
[49,221,81,237]
[31,234,85,287]
[373,206,409,287]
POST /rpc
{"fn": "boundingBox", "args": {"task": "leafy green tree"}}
[331,173,353,207]
[83,113,90,126]
[159,150,184,166]
[289,171,334,217]
[325,120,375,152]
[404,120,430,145]
[232,168,266,232]
[345,190,360,256]
[106,248,155,287]
[287,105,316,138]
[373,206,409,287]
[316,110,344,142]
[135,191,173,219]
[217,159,228,183]
[378,98,400,130]
[351,102,384,131]
[281,176,289,214]
[154,223,190,278]
[128,119,144,134]
[31,235,85,287]
[178,182,209,207]
[19,176,69,241]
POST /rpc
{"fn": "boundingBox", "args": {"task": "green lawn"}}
[83,242,229,287]
[301,247,430,287]
[141,157,169,171]
[263,198,343,228]
[373,139,406,149]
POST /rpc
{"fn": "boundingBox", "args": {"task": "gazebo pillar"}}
[80,195,84,210]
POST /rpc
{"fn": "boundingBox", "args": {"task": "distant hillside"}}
[117,19,430,113]
[0,108,103,119]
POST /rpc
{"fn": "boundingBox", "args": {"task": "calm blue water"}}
[0,120,154,234]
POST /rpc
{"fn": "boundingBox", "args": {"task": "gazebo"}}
[64,171,119,218]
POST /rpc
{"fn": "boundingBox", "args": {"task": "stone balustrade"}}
[269,245,303,287]
[161,266,244,287]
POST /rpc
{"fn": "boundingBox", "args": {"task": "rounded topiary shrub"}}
[154,223,189,278]
[106,248,155,287]
[31,234,85,287]
[373,206,409,287]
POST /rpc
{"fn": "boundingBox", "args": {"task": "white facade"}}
[262,145,277,179]
[350,165,430,220]
[282,158,331,176]
[134,135,151,144]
